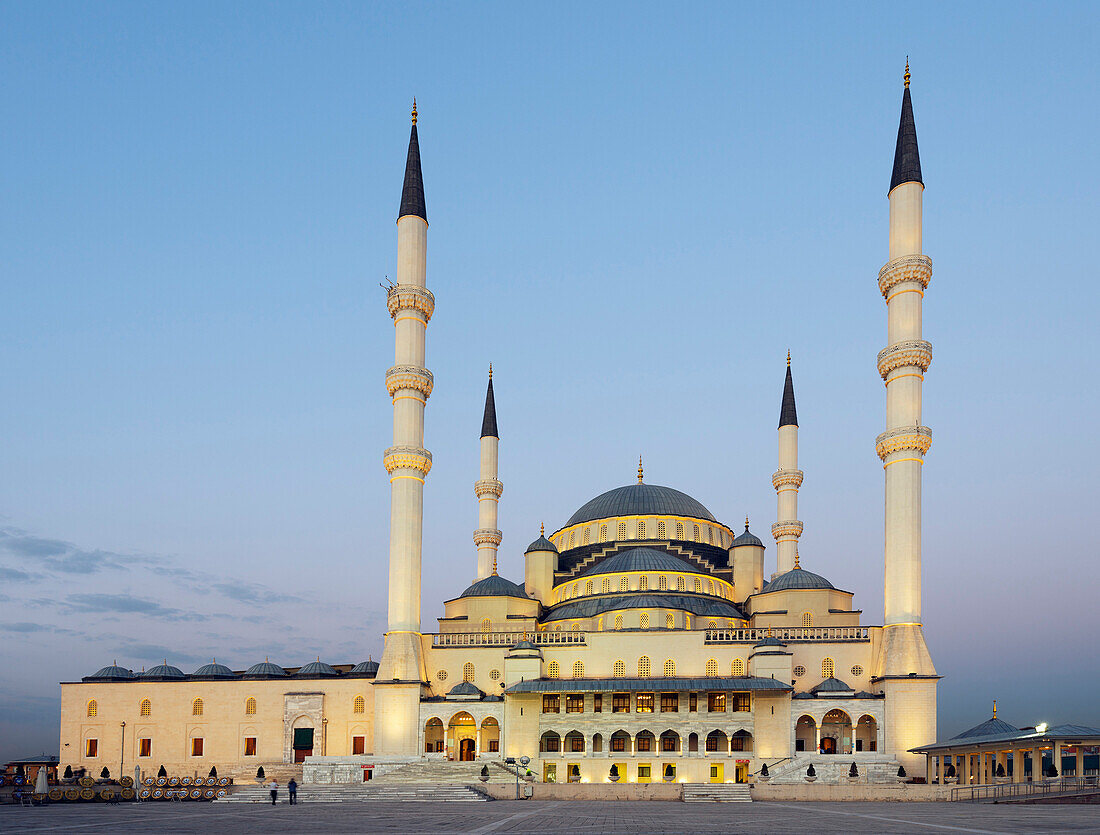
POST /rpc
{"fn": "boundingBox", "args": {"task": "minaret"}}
[872,63,938,771]
[375,101,433,756]
[771,352,803,575]
[473,365,503,580]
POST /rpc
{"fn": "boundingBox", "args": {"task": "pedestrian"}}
[268,779,278,805]
[287,778,297,805]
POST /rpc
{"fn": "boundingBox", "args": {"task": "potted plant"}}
[994,763,1008,783]
[479,765,491,783]
[663,764,675,783]
[1045,762,1058,781]
[847,762,859,783]
[609,764,620,783]
[256,766,265,780]
[569,765,581,783]
[943,764,958,785]
[209,766,218,778]
[99,767,111,782]
[524,769,535,783]
[62,765,74,784]
[804,763,817,783]
[896,765,907,784]
[757,762,770,782]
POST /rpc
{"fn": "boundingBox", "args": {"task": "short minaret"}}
[873,63,938,770]
[473,365,503,580]
[771,353,804,575]
[375,101,433,756]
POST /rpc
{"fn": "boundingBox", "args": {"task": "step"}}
[683,784,752,802]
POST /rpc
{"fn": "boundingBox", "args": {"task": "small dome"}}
[458,575,529,600]
[446,681,483,698]
[143,663,186,680]
[525,534,558,554]
[733,525,763,548]
[565,483,716,527]
[578,547,710,578]
[350,659,379,676]
[244,661,288,678]
[85,663,134,681]
[793,691,815,699]
[192,661,236,678]
[296,660,339,677]
[811,677,853,694]
[754,635,786,648]
[511,640,538,651]
[762,567,835,592]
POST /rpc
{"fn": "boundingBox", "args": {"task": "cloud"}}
[212,581,301,605]
[0,566,38,582]
[0,622,51,633]
[0,527,139,575]
[118,643,206,666]
[63,593,207,622]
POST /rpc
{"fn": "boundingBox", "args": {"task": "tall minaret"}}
[473,366,503,580]
[872,63,938,771]
[772,352,803,575]
[375,101,433,757]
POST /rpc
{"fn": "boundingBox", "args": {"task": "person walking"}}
[287,778,298,805]
[268,779,278,805]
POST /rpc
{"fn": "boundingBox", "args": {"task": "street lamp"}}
[322,718,328,756]
[120,722,126,780]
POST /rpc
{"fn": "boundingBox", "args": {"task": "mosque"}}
[58,68,944,785]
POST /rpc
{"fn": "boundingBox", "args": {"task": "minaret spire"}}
[779,353,798,428]
[398,99,427,222]
[890,62,923,193]
[480,365,498,439]
[474,366,503,580]
[772,355,804,574]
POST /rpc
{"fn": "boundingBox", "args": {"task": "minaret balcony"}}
[385,365,434,398]
[386,283,436,322]
[472,528,503,548]
[474,479,504,500]
[771,521,803,542]
[874,426,932,461]
[878,255,932,300]
[877,341,932,379]
[382,445,433,476]
[772,469,804,490]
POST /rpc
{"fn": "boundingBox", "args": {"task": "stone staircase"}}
[217,783,488,803]
[372,760,515,785]
[763,755,901,784]
[683,783,752,802]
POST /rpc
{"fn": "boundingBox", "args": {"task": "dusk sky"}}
[2,2,1098,762]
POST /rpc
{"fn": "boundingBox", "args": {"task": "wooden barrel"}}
[168,776,180,786]
[120,787,135,800]
[98,787,116,801]
[64,788,80,801]
[215,788,228,798]
[79,788,95,801]
[155,776,167,786]
[188,787,201,800]
[181,776,192,786]
[119,776,134,788]
[139,788,151,800]
[151,788,163,799]
[217,776,230,786]
[48,788,63,801]
[142,776,155,786]
[203,788,215,799]
[79,776,94,788]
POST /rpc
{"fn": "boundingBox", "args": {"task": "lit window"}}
[637,521,646,538]
[86,738,98,757]
[87,700,97,718]
[675,522,684,539]
[658,575,668,590]
[245,697,257,715]
[481,618,492,632]
[851,665,864,677]
[802,612,813,628]
[731,658,745,676]
[693,525,700,540]
[664,658,676,676]
[586,580,593,595]
[139,738,151,757]
[572,582,578,597]
[566,694,584,713]
[822,658,835,679]
[543,695,560,714]
[569,532,575,547]
[613,659,626,678]
[693,578,701,593]
[599,525,607,542]
[677,576,685,592]
[191,738,204,757]
[619,577,629,592]
[640,611,650,629]
[192,698,203,716]
[583,528,590,544]
[708,620,717,629]
[665,613,674,629]
[489,669,501,680]
[708,692,726,712]
[618,522,627,539]
[547,661,560,679]
[793,665,806,677]
[657,521,666,538]
[705,658,718,677]
[463,662,475,682]
[636,693,654,713]
[244,737,257,756]
[685,615,691,629]
[597,617,604,631]
[707,580,714,595]
[140,699,151,717]
[707,527,713,543]
[353,695,365,714]
[638,656,651,677]
[437,670,448,681]
[614,614,623,630]
[639,575,648,591]
[602,578,611,594]
[573,660,584,678]
[571,622,580,631]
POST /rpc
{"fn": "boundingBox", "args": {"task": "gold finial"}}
[904,58,910,89]
[540,522,545,536]
[787,350,791,367]
[637,456,644,484]
[794,547,801,569]
[993,700,997,719]
[488,362,492,380]
[745,515,750,530]
[768,626,773,638]
[492,553,498,576]
[411,98,417,124]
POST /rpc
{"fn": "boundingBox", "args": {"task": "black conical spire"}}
[779,352,798,428]
[889,62,923,193]
[480,365,498,438]
[398,100,427,222]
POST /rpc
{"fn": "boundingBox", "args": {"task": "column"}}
[1013,749,1025,783]
[1076,748,1085,781]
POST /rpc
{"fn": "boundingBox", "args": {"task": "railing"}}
[430,631,587,648]
[951,776,1099,802]
[705,627,871,643]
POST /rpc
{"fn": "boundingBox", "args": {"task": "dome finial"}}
[488,362,492,380]
[992,699,997,719]
[787,349,791,367]
[794,547,801,569]
[637,455,644,484]
[904,58,910,89]
[745,516,750,531]
[411,97,418,124]
[540,522,545,536]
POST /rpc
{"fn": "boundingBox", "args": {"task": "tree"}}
[995,763,1005,778]
[209,766,218,778]
[1046,761,1058,778]
[806,764,816,777]
[759,763,769,777]
[157,765,167,778]
[609,764,619,779]
[256,766,265,779]
[63,765,73,779]
[481,765,489,777]
[571,765,580,778]
[897,765,907,778]
[100,767,110,779]
[849,762,859,778]
[15,765,24,777]
[664,764,674,779]
[945,764,956,778]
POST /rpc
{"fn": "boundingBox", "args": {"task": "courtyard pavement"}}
[2,799,1099,833]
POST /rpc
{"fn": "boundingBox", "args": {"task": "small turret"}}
[731,517,765,598]
[524,523,558,604]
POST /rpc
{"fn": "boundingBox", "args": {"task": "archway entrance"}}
[459,739,476,761]
[856,715,878,752]
[821,709,853,755]
[820,736,836,755]
[796,715,817,753]
[479,717,500,755]
[424,718,444,754]
[447,712,477,761]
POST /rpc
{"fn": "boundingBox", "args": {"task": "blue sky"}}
[1,1,1098,761]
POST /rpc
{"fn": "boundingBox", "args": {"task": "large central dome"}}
[565,483,716,527]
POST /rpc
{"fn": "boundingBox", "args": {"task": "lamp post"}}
[322,718,328,756]
[120,722,126,780]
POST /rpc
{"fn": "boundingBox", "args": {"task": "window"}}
[566,694,584,713]
[542,695,560,713]
[87,700,97,718]
[705,658,718,677]
[602,578,611,594]
[586,580,593,595]
[822,658,835,679]
[658,575,668,591]
[731,658,745,676]
[693,525,700,540]
[614,615,624,631]
[571,582,578,598]
[191,738,204,757]
[707,527,713,543]
[732,692,751,712]
[693,578,702,593]
[675,522,684,539]
[437,670,448,681]
[657,521,666,538]
[708,620,717,629]
[638,764,651,780]
[583,528,590,545]
[638,656,651,677]
[618,522,627,539]
[851,665,864,677]
[599,525,607,542]
[708,692,726,712]
[689,692,698,711]
[661,692,679,712]
[573,660,584,679]
[140,699,151,717]
[353,695,365,714]
[613,659,626,677]
[593,694,603,712]
[572,622,581,632]
[640,611,650,629]
[481,617,492,632]
[706,733,722,752]
[570,734,584,753]
[661,733,678,752]
[244,737,257,756]
[708,580,714,595]
[639,575,648,591]
[636,733,652,751]
[612,693,631,713]
[569,532,575,547]
[619,577,629,592]
[664,658,676,676]
[677,576,686,592]
[192,698,203,716]
[352,736,365,755]
[793,665,806,677]
[86,739,98,757]
[665,613,674,629]
[802,612,813,627]
[637,521,646,538]
[245,697,257,715]
[685,615,691,629]
[463,662,475,682]
[489,669,501,680]
[597,617,604,631]
[611,735,626,752]
[542,733,560,753]
[547,661,560,679]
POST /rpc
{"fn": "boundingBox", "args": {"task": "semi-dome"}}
[760,567,835,592]
[84,662,134,682]
[350,659,379,676]
[565,483,716,527]
[544,593,745,622]
[733,524,763,548]
[143,662,186,680]
[296,660,339,677]
[525,534,558,554]
[578,547,710,578]
[458,575,529,599]
[244,661,288,678]
[811,677,854,694]
[192,660,236,678]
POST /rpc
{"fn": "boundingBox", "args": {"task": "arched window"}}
[685,614,692,629]
[693,578,702,593]
[640,611,650,629]
[547,661,559,679]
[463,662,475,682]
[658,575,668,591]
[802,612,813,628]
[664,658,676,676]
[731,658,745,676]
[708,619,717,629]
[638,656,651,677]
[693,524,700,540]
[707,527,713,543]
[657,521,666,538]
[599,524,607,542]
[705,658,718,677]
[572,582,578,598]
[87,699,98,718]
[140,699,151,717]
[637,521,646,538]
[481,617,492,632]
[675,522,684,539]
[571,622,581,631]
[573,660,584,678]
[614,614,624,630]
[602,578,611,594]
[665,613,674,629]
[569,531,575,547]
[822,658,835,679]
[597,617,604,631]
[618,522,627,540]
[707,580,714,595]
[677,576,686,591]
[586,580,593,595]
[192,698,203,716]
[245,697,257,715]
[639,575,648,591]
[583,528,590,544]
[619,577,629,592]
[613,659,626,678]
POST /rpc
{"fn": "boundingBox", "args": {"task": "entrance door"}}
[459,739,476,761]
[709,763,724,783]
[293,727,314,763]
[821,737,836,754]
[736,763,748,783]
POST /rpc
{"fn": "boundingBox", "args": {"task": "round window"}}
[851,665,864,677]
[792,665,806,677]
[436,670,448,681]
[489,669,501,680]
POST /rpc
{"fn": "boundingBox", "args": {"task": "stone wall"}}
[752,782,951,801]
[480,782,683,801]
